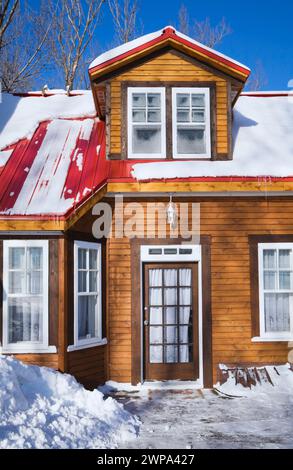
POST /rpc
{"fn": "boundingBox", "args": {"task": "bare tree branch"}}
[246,60,268,91]
[178,4,189,35]
[193,17,232,48]
[108,0,139,44]
[49,0,105,90]
[0,0,19,49]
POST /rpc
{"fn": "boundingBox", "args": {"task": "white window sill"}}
[0,345,57,354]
[67,338,107,352]
[252,336,293,343]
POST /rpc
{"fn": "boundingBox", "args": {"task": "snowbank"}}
[0,356,138,449]
[0,92,96,151]
[216,364,293,397]
[132,95,293,180]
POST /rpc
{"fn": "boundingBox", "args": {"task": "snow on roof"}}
[89,25,250,73]
[132,95,293,180]
[0,92,96,151]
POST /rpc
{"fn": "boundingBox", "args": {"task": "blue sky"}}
[32,0,293,90]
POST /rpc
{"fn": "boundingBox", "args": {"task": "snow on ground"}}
[105,364,293,449]
[132,95,293,180]
[0,356,138,449]
[0,92,96,151]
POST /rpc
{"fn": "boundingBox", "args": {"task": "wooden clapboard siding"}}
[107,197,292,384]
[67,345,106,389]
[9,354,58,369]
[109,51,229,158]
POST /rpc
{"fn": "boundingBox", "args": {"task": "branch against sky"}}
[0,0,19,49]
[177,4,232,48]
[108,0,140,44]
[48,0,105,90]
[246,60,268,91]
[0,1,52,92]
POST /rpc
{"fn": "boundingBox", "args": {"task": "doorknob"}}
[144,320,149,326]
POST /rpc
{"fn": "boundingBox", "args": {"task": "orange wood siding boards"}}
[9,354,59,369]
[67,345,106,389]
[107,197,291,383]
[109,51,229,158]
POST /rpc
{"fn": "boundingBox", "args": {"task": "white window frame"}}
[256,243,293,341]
[127,87,166,159]
[2,239,52,353]
[172,87,211,159]
[72,240,103,350]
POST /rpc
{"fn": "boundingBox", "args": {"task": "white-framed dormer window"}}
[73,241,102,348]
[172,87,211,158]
[258,243,293,340]
[127,87,166,159]
[2,240,50,353]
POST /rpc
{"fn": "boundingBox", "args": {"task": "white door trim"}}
[140,244,203,387]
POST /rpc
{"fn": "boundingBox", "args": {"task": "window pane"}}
[147,110,161,122]
[78,248,87,269]
[164,325,178,343]
[164,269,177,286]
[192,110,205,122]
[179,288,191,305]
[78,295,98,340]
[263,250,277,269]
[177,127,205,154]
[164,307,177,324]
[164,288,177,305]
[150,345,162,363]
[264,293,290,333]
[8,297,42,343]
[180,344,192,363]
[165,345,178,363]
[89,271,98,292]
[147,93,160,107]
[78,271,87,292]
[192,94,205,106]
[279,250,291,269]
[27,271,42,295]
[89,249,98,269]
[132,109,146,122]
[279,271,292,290]
[149,288,162,306]
[264,271,276,290]
[132,125,161,154]
[179,325,191,344]
[149,269,162,287]
[9,271,25,294]
[149,326,162,344]
[132,93,146,107]
[179,268,191,286]
[177,110,190,122]
[9,247,25,269]
[149,307,162,324]
[179,306,191,324]
[176,94,189,107]
[27,247,42,270]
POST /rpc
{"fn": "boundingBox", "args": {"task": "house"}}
[0,26,292,389]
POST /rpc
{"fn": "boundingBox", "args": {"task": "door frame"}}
[130,237,212,388]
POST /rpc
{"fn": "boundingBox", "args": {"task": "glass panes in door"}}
[148,267,193,364]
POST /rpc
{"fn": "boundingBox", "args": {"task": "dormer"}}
[89,26,250,161]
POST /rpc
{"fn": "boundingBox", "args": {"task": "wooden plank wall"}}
[67,346,107,390]
[110,51,228,156]
[107,197,291,383]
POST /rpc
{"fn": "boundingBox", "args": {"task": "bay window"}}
[172,87,211,158]
[2,240,49,352]
[127,87,166,158]
[74,241,102,348]
[258,243,293,340]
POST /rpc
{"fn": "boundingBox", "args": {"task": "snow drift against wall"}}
[0,356,138,449]
[0,92,96,151]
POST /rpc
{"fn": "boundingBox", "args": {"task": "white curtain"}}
[179,269,192,363]
[149,269,163,363]
[264,293,290,332]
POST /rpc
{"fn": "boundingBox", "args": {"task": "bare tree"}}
[108,0,139,44]
[0,0,19,49]
[178,4,189,36]
[0,1,52,92]
[246,60,268,91]
[48,0,105,91]
[193,17,232,48]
